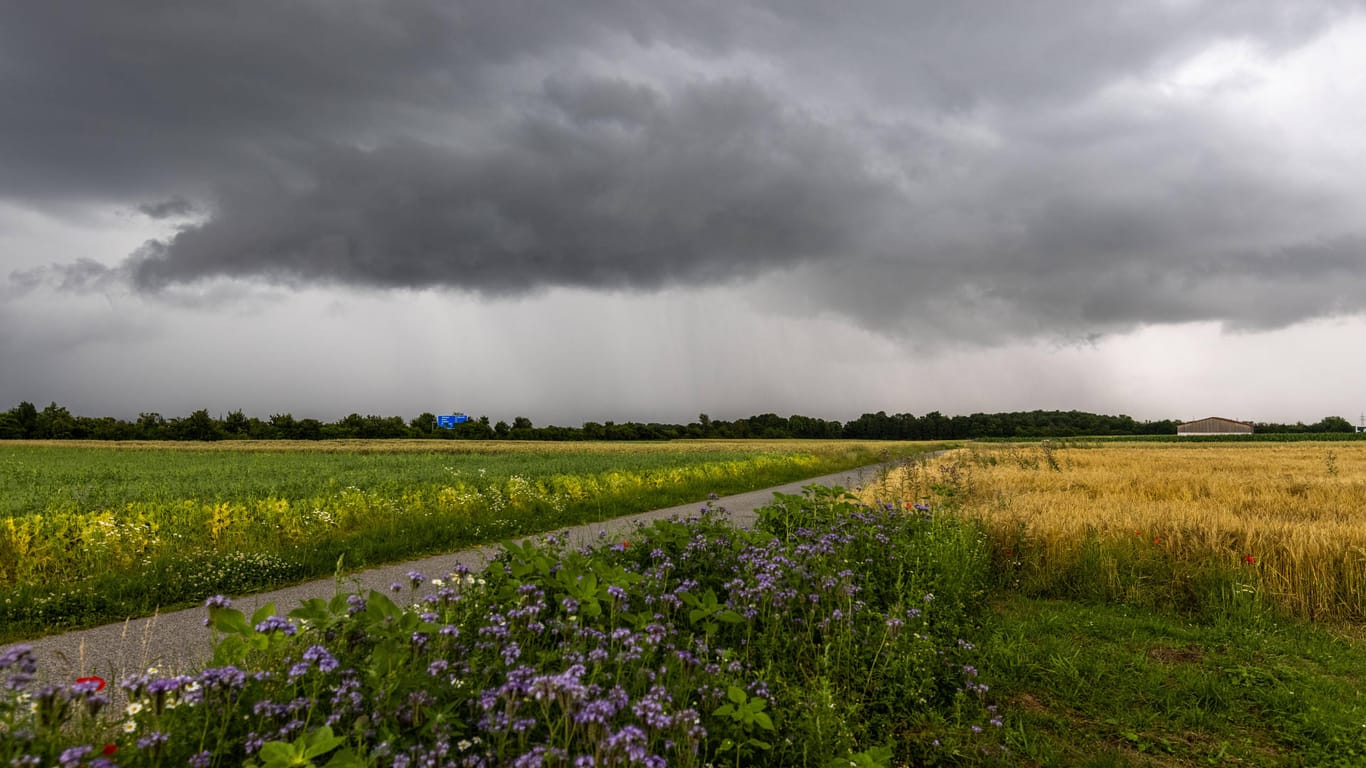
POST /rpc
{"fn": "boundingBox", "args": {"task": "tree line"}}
[0,401,1356,442]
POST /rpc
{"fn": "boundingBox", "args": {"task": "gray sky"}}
[3,1,1365,426]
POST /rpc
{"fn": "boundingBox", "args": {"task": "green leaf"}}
[256,741,300,766]
[752,711,775,731]
[250,602,277,627]
[364,590,402,621]
[322,748,366,768]
[289,599,329,625]
[717,609,746,624]
[209,607,251,636]
[302,726,343,759]
[727,686,748,705]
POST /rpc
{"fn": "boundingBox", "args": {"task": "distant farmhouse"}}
[1177,417,1254,436]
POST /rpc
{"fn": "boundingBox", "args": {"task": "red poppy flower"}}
[1152,537,1161,544]
[76,675,107,692]
[1244,555,1256,564]
[621,541,629,548]
[103,744,118,756]
[1003,549,1013,556]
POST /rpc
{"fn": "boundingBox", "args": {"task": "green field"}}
[5,441,1366,765]
[0,439,935,641]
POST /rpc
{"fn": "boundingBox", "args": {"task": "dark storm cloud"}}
[0,1,615,202]
[5,0,1366,343]
[128,78,894,291]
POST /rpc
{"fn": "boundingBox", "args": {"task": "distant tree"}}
[295,418,324,440]
[698,413,713,437]
[81,416,135,440]
[36,402,76,439]
[178,409,223,441]
[0,411,23,439]
[338,413,365,437]
[605,421,639,440]
[269,413,296,438]
[245,417,276,440]
[493,420,511,438]
[509,417,536,440]
[457,416,494,440]
[411,412,437,435]
[746,413,790,438]
[360,415,408,438]
[1313,415,1354,433]
[137,412,167,439]
[13,401,38,438]
[222,409,250,436]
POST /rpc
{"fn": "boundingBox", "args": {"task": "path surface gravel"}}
[9,462,896,682]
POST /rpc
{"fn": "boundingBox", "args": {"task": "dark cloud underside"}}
[129,79,894,292]
[3,0,1366,344]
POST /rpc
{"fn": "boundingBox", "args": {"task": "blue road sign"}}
[437,414,470,429]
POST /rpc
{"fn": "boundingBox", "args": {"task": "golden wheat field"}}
[865,442,1366,620]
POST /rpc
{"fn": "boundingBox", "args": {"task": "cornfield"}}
[865,442,1366,621]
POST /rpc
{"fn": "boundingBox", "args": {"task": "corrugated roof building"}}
[1177,417,1254,436]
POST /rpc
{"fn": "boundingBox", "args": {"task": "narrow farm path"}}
[13,461,900,682]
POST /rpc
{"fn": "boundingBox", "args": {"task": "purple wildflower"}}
[302,645,339,673]
[254,615,296,636]
[58,746,92,767]
[136,731,169,750]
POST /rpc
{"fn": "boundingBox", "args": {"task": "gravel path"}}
[9,462,898,682]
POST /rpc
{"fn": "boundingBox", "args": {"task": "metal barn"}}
[1176,417,1254,436]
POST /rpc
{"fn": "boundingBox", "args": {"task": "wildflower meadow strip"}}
[0,487,1002,766]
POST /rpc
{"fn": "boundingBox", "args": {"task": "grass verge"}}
[982,596,1366,766]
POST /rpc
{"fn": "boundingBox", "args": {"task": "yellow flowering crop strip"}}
[0,440,939,639]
